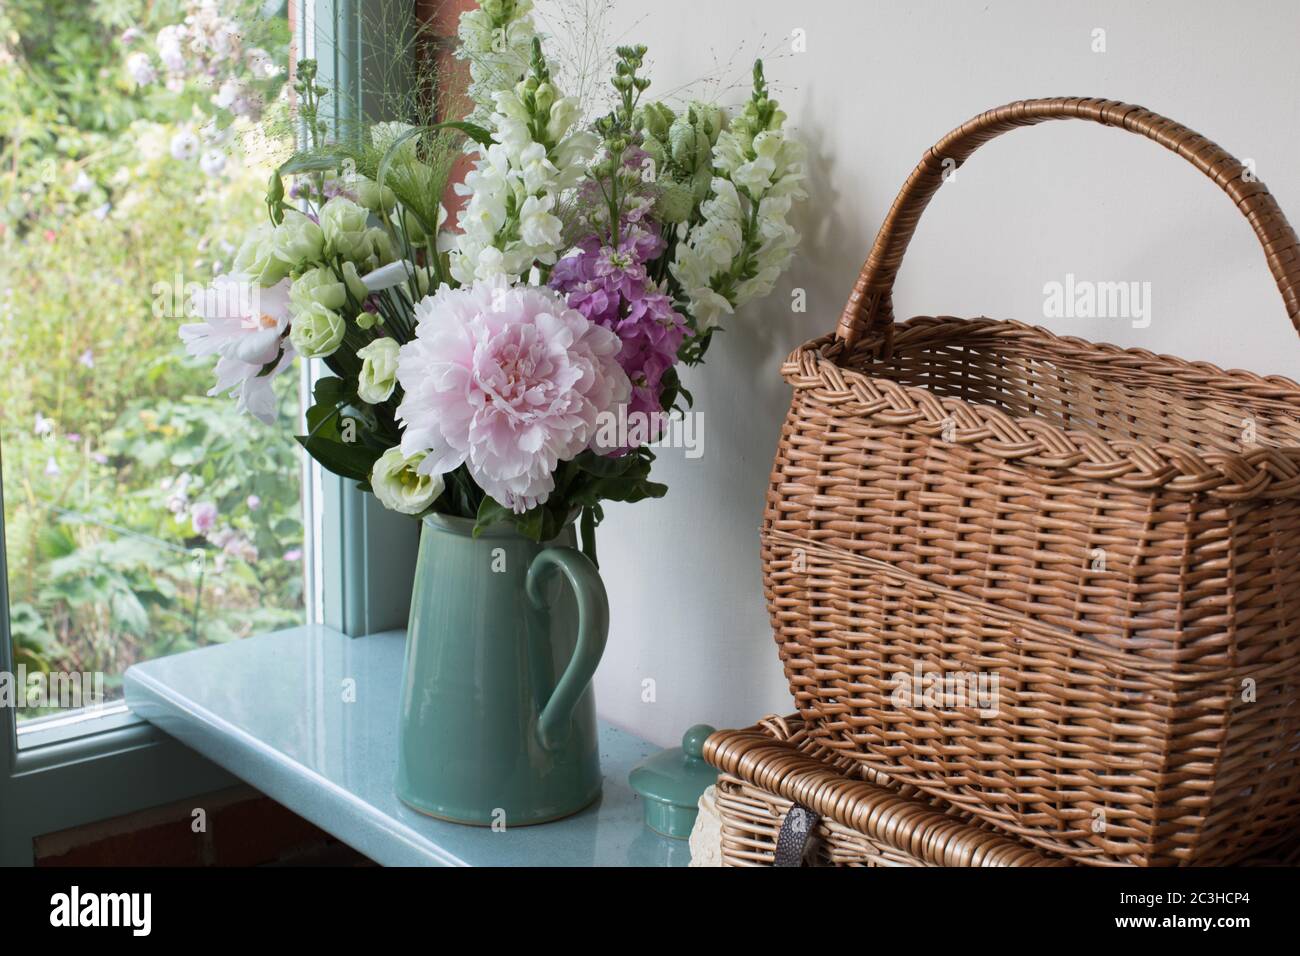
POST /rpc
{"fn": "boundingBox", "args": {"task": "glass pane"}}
[0,1,305,727]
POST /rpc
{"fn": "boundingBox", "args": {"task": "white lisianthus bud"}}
[271,210,325,269]
[341,261,368,302]
[320,196,373,262]
[353,176,397,213]
[289,302,345,358]
[290,267,347,315]
[370,447,443,515]
[233,223,291,286]
[365,227,395,267]
[355,337,400,404]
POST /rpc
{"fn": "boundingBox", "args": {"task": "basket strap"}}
[836,97,1300,349]
[774,804,821,867]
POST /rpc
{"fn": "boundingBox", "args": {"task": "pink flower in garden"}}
[396,275,631,513]
[246,495,261,510]
[283,549,302,562]
[190,501,218,535]
[179,274,294,424]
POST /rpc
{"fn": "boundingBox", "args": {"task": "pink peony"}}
[179,274,294,424]
[396,275,630,513]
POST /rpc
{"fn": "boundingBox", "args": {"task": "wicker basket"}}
[706,716,1300,868]
[706,716,1067,866]
[763,98,1300,867]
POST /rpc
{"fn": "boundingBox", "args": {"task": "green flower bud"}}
[233,223,291,286]
[320,196,373,262]
[690,101,725,143]
[655,181,695,224]
[353,176,397,213]
[341,261,368,302]
[290,266,346,315]
[270,211,325,270]
[637,102,674,141]
[289,302,345,358]
[366,227,395,267]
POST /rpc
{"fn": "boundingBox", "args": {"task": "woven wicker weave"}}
[706,716,1300,868]
[762,98,1300,866]
[706,716,1067,867]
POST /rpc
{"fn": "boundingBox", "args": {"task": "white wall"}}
[537,0,1300,747]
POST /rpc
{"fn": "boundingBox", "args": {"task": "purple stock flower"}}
[550,222,689,436]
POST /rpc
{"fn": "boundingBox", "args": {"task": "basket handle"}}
[836,97,1300,349]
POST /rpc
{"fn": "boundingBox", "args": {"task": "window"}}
[0,0,418,866]
[0,1,305,735]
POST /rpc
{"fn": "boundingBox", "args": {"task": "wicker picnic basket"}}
[762,98,1300,867]
[706,716,1067,867]
[705,716,1300,868]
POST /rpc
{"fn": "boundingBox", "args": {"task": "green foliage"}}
[0,0,303,714]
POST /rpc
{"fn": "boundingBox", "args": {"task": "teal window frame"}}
[0,0,418,866]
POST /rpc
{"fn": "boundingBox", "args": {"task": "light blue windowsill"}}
[123,625,689,867]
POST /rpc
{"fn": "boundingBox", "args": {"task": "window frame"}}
[0,0,419,866]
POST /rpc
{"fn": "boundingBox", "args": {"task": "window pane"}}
[0,1,305,726]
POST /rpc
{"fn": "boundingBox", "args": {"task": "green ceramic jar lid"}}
[628,724,718,839]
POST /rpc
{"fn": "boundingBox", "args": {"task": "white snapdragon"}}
[669,73,806,331]
[456,0,538,123]
[448,78,596,286]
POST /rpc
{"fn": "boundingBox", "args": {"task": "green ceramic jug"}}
[395,512,608,826]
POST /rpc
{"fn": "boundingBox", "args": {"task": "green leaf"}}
[277,147,353,175]
[574,450,638,478]
[312,375,352,406]
[295,434,381,482]
[473,496,512,536]
[572,475,668,505]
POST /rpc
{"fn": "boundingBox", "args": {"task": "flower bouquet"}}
[179,0,806,824]
[180,0,806,562]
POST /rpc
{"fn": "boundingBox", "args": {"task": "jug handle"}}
[526,547,609,751]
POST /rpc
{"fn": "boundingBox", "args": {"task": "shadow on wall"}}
[654,82,879,733]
